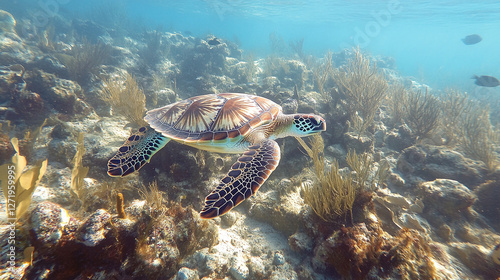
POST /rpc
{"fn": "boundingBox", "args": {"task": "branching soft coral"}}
[331,47,388,136]
[100,72,147,126]
[297,134,358,222]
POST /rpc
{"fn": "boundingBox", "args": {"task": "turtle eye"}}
[310,117,320,126]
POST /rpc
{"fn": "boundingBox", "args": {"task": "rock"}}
[25,70,84,115]
[449,242,500,279]
[343,132,374,154]
[72,19,110,43]
[397,145,486,188]
[133,204,218,278]
[220,211,237,228]
[76,209,112,247]
[30,56,68,77]
[385,124,414,151]
[29,202,77,249]
[261,76,281,93]
[474,180,500,229]
[419,179,476,217]
[229,253,249,280]
[0,10,16,34]
[12,91,47,123]
[0,13,35,65]
[269,263,298,280]
[273,251,286,265]
[281,98,298,114]
[249,189,303,236]
[177,35,231,90]
[288,232,313,253]
[248,256,266,279]
[176,267,200,280]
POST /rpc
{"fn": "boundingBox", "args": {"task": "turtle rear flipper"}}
[108,127,170,177]
[200,139,281,219]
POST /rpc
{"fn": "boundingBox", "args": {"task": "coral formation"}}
[1,7,498,279]
[314,224,437,279]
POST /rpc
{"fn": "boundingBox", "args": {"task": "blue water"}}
[21,0,500,90]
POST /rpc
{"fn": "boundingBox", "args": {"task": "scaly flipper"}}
[200,139,281,219]
[107,126,170,177]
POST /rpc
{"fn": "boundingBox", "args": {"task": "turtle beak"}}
[312,116,326,132]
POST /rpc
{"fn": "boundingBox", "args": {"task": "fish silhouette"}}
[472,75,500,87]
[462,34,482,45]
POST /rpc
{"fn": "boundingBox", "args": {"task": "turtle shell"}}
[144,93,281,142]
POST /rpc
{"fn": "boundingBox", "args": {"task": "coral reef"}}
[21,199,218,279]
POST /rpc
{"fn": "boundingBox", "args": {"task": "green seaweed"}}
[289,38,305,60]
[0,138,48,221]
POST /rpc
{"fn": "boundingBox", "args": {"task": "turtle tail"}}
[107,127,170,177]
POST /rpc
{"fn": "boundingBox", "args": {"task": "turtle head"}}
[290,114,326,136]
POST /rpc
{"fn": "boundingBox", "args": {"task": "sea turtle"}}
[107,93,326,219]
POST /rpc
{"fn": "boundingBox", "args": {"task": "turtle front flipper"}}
[200,139,281,219]
[108,127,170,177]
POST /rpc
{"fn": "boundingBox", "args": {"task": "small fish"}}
[472,75,500,87]
[462,34,482,45]
[207,38,221,46]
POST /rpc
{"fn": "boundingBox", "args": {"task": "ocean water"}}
[60,0,500,90]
